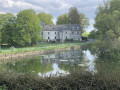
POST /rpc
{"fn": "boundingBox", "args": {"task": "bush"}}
[65,39,73,42]
[0,71,120,90]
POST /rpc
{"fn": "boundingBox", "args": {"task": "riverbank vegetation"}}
[0,69,120,90]
[0,42,82,55]
[89,0,120,51]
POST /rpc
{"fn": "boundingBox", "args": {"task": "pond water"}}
[1,47,120,77]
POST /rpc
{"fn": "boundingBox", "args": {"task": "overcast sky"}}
[0,0,103,32]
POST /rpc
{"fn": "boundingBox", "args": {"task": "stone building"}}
[41,21,82,42]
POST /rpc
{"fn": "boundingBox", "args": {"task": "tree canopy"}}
[93,0,120,48]
[56,7,89,32]
[56,13,68,24]
[68,7,80,24]
[0,9,43,46]
[38,12,54,25]
[15,9,42,46]
[0,13,15,45]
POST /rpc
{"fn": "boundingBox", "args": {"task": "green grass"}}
[0,42,82,55]
[82,32,90,37]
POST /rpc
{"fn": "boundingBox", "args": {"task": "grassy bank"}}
[0,42,82,55]
[0,70,120,90]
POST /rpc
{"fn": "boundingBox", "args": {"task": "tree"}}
[94,0,120,41]
[89,30,97,39]
[15,9,42,46]
[0,32,1,45]
[110,0,120,12]
[0,13,15,44]
[56,7,89,32]
[2,17,17,45]
[68,7,80,24]
[56,13,68,24]
[79,13,89,32]
[38,12,54,25]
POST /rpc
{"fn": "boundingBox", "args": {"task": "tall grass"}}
[0,43,81,55]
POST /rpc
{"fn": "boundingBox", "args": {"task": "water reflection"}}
[38,63,69,77]
[3,49,98,76]
[82,50,97,74]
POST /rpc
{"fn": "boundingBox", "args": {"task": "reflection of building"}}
[41,50,82,64]
[41,21,82,42]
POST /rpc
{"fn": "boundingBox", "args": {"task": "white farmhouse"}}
[41,21,82,42]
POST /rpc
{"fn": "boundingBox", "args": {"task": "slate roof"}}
[43,24,82,31]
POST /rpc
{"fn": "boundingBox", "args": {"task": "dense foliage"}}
[0,13,15,45]
[88,30,97,39]
[56,13,68,24]
[0,9,43,46]
[16,9,42,46]
[68,7,80,24]
[56,7,89,32]
[94,0,120,41]
[38,12,54,25]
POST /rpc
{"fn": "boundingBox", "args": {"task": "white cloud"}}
[0,12,6,14]
[0,0,103,32]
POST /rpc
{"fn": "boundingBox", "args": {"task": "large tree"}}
[94,0,120,40]
[68,7,80,24]
[56,13,68,24]
[0,13,15,44]
[15,9,42,46]
[38,12,54,25]
[56,7,89,32]
[79,13,89,32]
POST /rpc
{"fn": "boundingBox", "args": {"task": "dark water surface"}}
[1,48,120,77]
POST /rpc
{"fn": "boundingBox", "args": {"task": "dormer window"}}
[55,32,56,34]
[48,28,50,30]
[64,27,67,29]
[72,27,75,30]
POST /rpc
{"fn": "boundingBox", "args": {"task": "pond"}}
[1,47,120,77]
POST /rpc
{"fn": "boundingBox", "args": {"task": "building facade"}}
[41,22,82,42]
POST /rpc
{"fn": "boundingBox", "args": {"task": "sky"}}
[0,0,103,32]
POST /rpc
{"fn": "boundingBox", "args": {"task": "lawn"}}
[82,32,90,37]
[0,42,82,55]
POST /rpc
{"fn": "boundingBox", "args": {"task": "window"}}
[72,32,74,34]
[55,32,56,34]
[48,37,50,39]
[77,27,79,30]
[48,32,49,34]
[66,36,67,39]
[55,37,56,39]
[72,27,75,30]
[66,32,67,34]
[54,27,56,30]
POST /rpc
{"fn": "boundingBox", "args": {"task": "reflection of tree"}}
[96,61,120,76]
[58,64,71,72]
[95,51,120,76]
[5,56,53,75]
